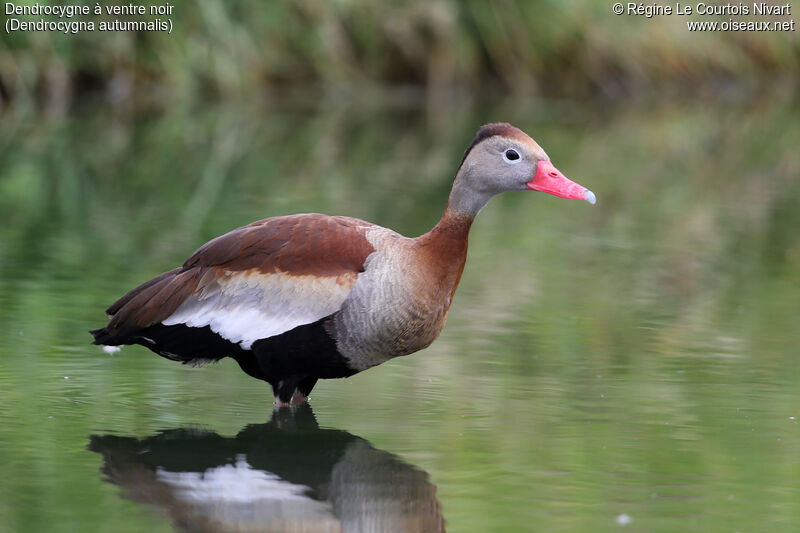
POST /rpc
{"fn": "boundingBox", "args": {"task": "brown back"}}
[103,214,376,338]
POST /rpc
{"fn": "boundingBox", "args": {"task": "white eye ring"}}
[503,148,521,163]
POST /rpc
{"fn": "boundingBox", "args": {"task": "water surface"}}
[1,93,799,532]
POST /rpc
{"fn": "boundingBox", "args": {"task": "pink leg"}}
[290,391,309,404]
[274,397,291,408]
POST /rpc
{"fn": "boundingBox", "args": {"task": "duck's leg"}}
[291,377,318,404]
[273,376,301,407]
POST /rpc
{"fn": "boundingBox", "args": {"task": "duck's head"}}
[448,123,595,218]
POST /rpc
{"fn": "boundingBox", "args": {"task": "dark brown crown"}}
[458,123,526,169]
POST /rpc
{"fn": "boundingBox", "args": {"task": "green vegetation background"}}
[1,0,798,110]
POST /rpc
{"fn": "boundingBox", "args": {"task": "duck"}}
[91,123,595,406]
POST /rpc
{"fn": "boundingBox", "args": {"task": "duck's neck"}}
[412,167,495,292]
[444,168,494,219]
[414,208,473,299]
[415,165,489,268]
[425,208,474,249]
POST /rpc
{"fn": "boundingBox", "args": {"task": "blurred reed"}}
[1,0,798,112]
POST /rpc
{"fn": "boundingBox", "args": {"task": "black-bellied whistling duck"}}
[91,123,595,406]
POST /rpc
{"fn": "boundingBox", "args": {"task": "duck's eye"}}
[504,149,520,162]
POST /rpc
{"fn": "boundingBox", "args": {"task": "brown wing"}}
[183,214,376,276]
[92,214,376,345]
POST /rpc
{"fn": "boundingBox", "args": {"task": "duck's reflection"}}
[88,404,444,532]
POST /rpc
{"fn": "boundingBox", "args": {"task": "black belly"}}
[133,317,357,385]
[250,318,357,381]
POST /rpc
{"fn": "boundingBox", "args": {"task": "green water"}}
[1,92,799,532]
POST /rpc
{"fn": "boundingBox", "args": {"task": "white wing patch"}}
[162,270,357,349]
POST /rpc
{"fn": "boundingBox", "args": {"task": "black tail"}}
[94,323,245,365]
[90,327,121,346]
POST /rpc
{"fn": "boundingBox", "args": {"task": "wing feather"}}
[94,214,375,349]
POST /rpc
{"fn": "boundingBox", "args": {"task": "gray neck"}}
[445,167,494,219]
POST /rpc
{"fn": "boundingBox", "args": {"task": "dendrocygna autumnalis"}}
[91,123,595,406]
